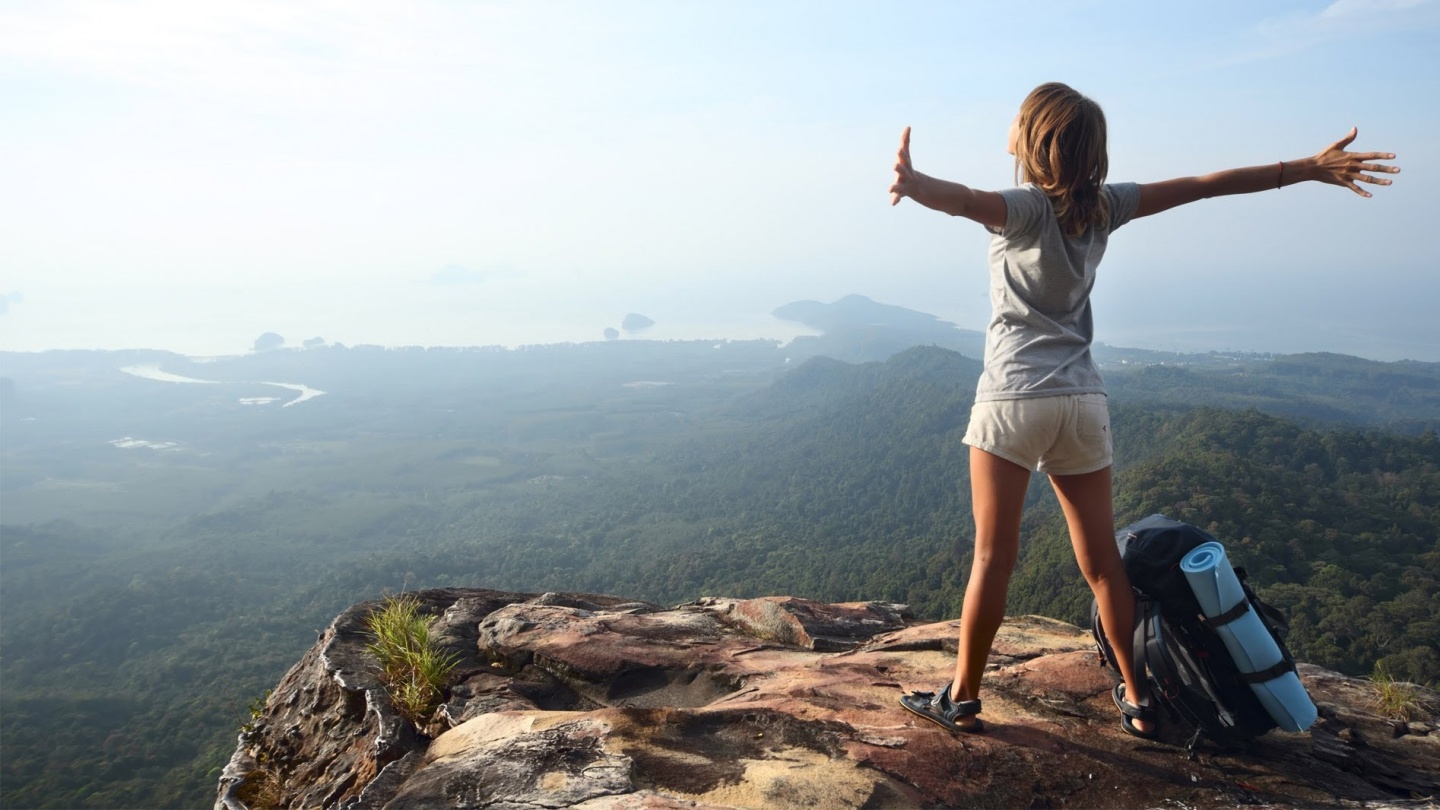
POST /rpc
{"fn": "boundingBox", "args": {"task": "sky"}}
[2,0,1438,360]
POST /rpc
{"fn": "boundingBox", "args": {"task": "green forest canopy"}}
[1,343,1438,807]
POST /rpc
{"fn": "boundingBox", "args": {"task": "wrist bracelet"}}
[1277,161,1284,189]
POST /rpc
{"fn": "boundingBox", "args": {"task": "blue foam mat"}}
[1180,541,1317,732]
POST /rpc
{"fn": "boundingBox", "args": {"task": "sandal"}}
[899,681,985,734]
[1113,683,1159,740]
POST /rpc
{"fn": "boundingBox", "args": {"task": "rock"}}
[386,715,634,809]
[702,596,910,651]
[218,589,1440,809]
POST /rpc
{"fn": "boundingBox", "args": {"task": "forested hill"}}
[461,347,1440,684]
[1106,351,1440,431]
[1,344,1439,807]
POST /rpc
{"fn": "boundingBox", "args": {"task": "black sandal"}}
[899,681,985,734]
[1113,683,1159,740]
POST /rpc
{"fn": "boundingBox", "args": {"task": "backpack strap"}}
[1240,574,1293,642]
[1130,595,1150,690]
[1237,659,1296,684]
[1138,603,1181,709]
[1198,598,1250,630]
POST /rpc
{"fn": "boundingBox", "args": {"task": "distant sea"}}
[1093,305,1440,363]
[2,286,1435,363]
[0,307,824,357]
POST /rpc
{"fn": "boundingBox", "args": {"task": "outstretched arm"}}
[889,127,1008,230]
[1135,128,1399,219]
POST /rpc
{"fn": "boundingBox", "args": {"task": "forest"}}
[2,334,1439,808]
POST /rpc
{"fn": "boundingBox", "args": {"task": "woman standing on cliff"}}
[889,82,1398,737]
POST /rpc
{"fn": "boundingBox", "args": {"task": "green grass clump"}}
[1369,662,1439,723]
[364,595,461,724]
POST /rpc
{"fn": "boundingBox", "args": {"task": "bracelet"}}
[1277,161,1284,190]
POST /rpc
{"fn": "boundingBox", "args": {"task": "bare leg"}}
[951,447,1032,711]
[1048,466,1153,734]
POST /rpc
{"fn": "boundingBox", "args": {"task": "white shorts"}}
[962,393,1112,475]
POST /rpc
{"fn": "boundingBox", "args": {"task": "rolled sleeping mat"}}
[1180,541,1317,732]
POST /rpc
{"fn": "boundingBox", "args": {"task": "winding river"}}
[120,364,325,407]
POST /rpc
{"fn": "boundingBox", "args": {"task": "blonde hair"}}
[1014,83,1110,237]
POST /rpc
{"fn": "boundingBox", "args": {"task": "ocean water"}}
[0,284,822,356]
[1,276,1434,363]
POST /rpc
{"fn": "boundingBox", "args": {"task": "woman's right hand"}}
[1310,128,1399,198]
[889,126,915,205]
[885,127,1006,226]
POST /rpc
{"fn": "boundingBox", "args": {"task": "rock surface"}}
[218,589,1440,809]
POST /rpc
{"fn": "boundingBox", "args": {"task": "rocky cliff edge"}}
[217,588,1439,809]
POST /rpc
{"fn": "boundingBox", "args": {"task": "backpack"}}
[1090,514,1300,751]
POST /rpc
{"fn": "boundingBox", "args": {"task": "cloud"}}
[0,1,544,114]
[1322,0,1431,18]
[1219,0,1438,65]
[0,292,22,315]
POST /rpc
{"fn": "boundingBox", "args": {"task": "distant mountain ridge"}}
[772,293,987,363]
[773,293,963,333]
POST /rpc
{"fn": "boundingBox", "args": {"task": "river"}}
[120,364,326,407]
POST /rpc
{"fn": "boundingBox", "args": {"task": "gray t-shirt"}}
[974,182,1141,402]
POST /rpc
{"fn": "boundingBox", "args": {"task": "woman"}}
[889,82,1397,737]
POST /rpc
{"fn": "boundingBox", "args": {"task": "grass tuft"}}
[234,766,285,809]
[1369,662,1440,723]
[364,594,461,724]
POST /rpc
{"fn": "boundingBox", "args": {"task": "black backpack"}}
[1090,514,1299,750]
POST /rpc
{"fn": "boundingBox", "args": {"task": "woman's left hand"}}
[1310,128,1399,198]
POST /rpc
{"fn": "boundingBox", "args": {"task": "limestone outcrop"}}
[217,588,1439,809]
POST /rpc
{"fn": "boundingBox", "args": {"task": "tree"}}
[622,313,655,333]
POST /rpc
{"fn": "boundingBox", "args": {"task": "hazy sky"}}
[2,0,1437,359]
